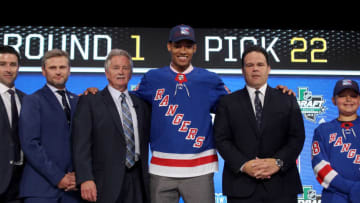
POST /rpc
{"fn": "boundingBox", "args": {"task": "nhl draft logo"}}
[298,186,321,202]
[297,87,326,123]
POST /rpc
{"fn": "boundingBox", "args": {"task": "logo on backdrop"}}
[298,185,321,202]
[215,193,227,203]
[297,87,326,123]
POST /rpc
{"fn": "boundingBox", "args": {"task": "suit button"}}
[9,160,13,164]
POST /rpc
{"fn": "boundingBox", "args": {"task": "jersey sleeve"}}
[311,126,359,196]
[209,74,230,113]
[132,72,153,103]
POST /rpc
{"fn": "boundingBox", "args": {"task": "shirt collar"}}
[0,82,15,94]
[246,83,268,95]
[46,83,66,93]
[170,64,194,74]
[107,85,129,99]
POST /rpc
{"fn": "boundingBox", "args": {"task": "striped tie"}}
[254,90,263,129]
[120,93,135,168]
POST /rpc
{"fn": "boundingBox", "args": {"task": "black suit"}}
[72,87,150,203]
[0,89,25,202]
[214,86,305,201]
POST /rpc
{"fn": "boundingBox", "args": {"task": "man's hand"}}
[243,158,280,179]
[252,158,280,179]
[65,172,78,191]
[242,159,262,178]
[81,180,97,202]
[57,172,77,191]
[276,85,295,96]
[79,87,99,96]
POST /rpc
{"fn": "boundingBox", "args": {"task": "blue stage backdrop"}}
[4,25,360,203]
[15,71,359,203]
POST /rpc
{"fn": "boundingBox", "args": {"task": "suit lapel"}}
[0,95,11,129]
[238,88,261,137]
[66,92,78,117]
[15,89,25,104]
[0,88,24,129]
[41,85,66,114]
[101,87,126,141]
[129,93,143,141]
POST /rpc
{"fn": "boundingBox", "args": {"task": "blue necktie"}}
[120,93,135,168]
[255,90,263,129]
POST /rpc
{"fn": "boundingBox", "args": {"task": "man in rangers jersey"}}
[312,79,360,203]
[132,24,295,203]
[134,24,229,203]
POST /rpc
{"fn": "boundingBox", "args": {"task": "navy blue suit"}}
[18,85,81,202]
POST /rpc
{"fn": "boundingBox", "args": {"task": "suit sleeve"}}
[311,127,360,199]
[213,97,249,173]
[273,96,305,172]
[19,95,64,186]
[72,95,95,185]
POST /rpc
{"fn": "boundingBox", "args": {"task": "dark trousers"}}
[0,165,23,203]
[24,191,82,203]
[227,182,297,203]
[116,161,148,203]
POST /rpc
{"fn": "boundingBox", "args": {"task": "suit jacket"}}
[18,85,78,197]
[72,86,151,203]
[214,85,305,198]
[0,89,25,195]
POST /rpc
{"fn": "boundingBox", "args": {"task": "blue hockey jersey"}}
[134,66,229,177]
[312,118,360,202]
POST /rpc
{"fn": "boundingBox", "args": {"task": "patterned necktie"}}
[8,89,21,162]
[56,90,71,124]
[120,93,135,168]
[254,90,263,129]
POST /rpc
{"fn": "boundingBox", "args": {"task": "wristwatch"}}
[276,159,284,169]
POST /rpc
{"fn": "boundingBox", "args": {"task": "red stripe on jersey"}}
[151,154,218,167]
[317,164,333,184]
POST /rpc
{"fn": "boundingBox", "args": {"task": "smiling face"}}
[42,56,70,89]
[105,55,132,92]
[0,53,19,88]
[332,89,360,119]
[167,40,197,72]
[242,51,271,89]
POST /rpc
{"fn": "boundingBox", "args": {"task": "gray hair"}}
[104,49,133,71]
[41,49,70,68]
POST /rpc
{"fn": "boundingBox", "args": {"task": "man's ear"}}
[167,42,172,52]
[332,97,337,106]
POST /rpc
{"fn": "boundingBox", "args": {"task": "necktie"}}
[120,93,135,168]
[254,90,263,129]
[56,90,71,124]
[8,89,21,162]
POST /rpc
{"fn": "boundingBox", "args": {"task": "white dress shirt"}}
[246,84,267,116]
[0,83,20,127]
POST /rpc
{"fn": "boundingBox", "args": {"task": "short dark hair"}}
[241,45,269,68]
[0,45,20,63]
